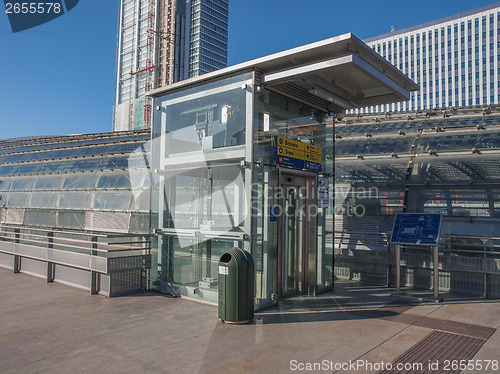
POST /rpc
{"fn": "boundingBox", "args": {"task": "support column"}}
[90,236,98,295]
[47,231,54,283]
[13,228,21,273]
[395,244,401,294]
[433,245,439,300]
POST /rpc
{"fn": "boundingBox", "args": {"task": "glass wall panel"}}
[3,192,27,207]
[96,171,132,189]
[161,165,246,231]
[60,173,96,190]
[23,210,54,227]
[408,155,500,183]
[56,191,90,210]
[335,159,409,184]
[131,190,151,212]
[155,73,251,159]
[414,131,500,153]
[90,191,133,211]
[406,186,500,217]
[151,72,252,293]
[169,237,240,287]
[163,92,246,154]
[54,211,86,230]
[335,137,414,156]
[28,192,55,209]
[10,177,35,191]
[33,175,61,190]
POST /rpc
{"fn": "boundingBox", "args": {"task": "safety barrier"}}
[0,224,151,296]
[334,231,500,298]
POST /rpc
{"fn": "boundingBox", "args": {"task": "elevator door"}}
[278,173,316,297]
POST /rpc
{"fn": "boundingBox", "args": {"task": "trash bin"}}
[218,247,254,324]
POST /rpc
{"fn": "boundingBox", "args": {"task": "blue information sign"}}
[269,206,279,222]
[390,213,443,245]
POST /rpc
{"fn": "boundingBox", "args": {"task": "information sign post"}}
[390,213,443,300]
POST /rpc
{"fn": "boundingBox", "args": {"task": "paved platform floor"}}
[1,268,499,373]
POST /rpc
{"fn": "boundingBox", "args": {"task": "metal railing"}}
[0,223,152,296]
[333,230,500,297]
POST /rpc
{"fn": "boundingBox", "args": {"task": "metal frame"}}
[0,224,151,296]
[334,230,500,298]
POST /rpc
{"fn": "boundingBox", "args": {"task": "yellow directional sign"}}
[304,153,321,163]
[277,136,305,152]
[277,146,305,159]
[305,144,322,156]
[276,136,323,169]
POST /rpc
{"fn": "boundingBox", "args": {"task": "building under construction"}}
[113,0,229,132]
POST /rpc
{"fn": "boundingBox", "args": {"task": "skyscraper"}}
[113,0,229,131]
[360,2,500,114]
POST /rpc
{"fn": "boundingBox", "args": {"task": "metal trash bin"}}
[218,247,254,324]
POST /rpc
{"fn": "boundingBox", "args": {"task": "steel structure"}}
[335,104,500,297]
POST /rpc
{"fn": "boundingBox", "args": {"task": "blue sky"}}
[0,0,498,139]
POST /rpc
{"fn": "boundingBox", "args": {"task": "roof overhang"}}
[150,33,419,113]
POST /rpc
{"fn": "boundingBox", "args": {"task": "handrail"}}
[333,229,500,256]
[334,230,500,242]
[0,223,153,239]
[0,223,151,255]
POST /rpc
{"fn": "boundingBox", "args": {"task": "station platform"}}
[1,269,499,373]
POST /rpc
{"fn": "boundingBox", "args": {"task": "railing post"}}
[47,231,54,283]
[482,238,489,298]
[90,236,98,295]
[385,233,391,287]
[433,245,439,300]
[13,228,21,273]
[396,244,401,294]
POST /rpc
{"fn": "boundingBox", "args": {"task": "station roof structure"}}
[150,33,419,114]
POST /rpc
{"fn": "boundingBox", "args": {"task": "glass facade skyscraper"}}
[187,0,229,77]
[360,2,500,114]
[114,0,229,131]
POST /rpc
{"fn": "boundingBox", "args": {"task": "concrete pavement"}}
[1,268,499,373]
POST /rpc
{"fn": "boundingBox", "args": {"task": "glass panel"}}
[335,159,409,184]
[131,190,151,212]
[28,192,55,208]
[406,187,500,217]
[168,236,240,287]
[162,165,245,231]
[0,165,17,177]
[90,191,133,211]
[164,87,246,155]
[55,211,85,230]
[23,210,54,227]
[335,137,414,156]
[408,156,500,183]
[56,192,89,209]
[8,177,35,191]
[414,132,500,153]
[0,178,12,191]
[130,213,150,233]
[32,176,61,190]
[96,172,132,189]
[60,173,96,190]
[4,192,27,207]
[336,121,421,136]
[338,187,405,217]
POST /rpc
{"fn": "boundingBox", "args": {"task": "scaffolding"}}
[125,0,176,127]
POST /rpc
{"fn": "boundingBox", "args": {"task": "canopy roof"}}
[150,33,419,113]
